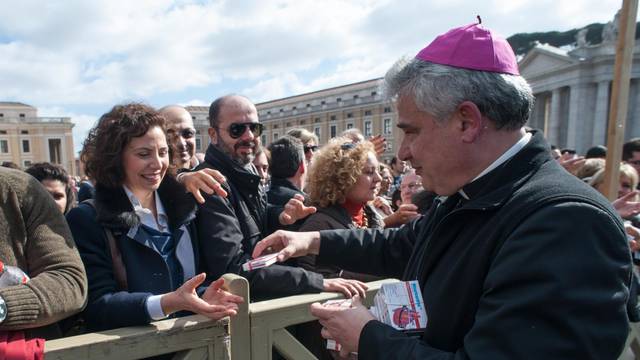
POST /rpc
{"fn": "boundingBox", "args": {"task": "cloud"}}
[0,0,627,150]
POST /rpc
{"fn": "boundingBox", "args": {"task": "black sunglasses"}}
[304,145,318,153]
[227,122,264,139]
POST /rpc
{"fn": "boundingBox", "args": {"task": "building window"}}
[0,114,3,118]
[273,124,279,129]
[48,138,62,164]
[195,138,202,151]
[191,116,196,121]
[280,109,284,113]
[273,132,279,141]
[383,107,392,113]
[383,118,392,135]
[364,120,372,137]
[321,101,326,105]
[306,104,311,108]
[292,106,297,110]
[386,140,393,151]
[22,139,30,153]
[314,118,321,123]
[19,113,25,118]
[23,160,31,168]
[347,113,353,118]
[261,135,267,144]
[300,120,306,125]
[330,125,337,138]
[0,140,8,154]
[364,110,372,116]
[330,115,337,121]
[0,130,6,134]
[314,126,321,138]
[20,130,28,134]
[337,97,342,102]
[353,95,359,99]
[371,91,377,96]
[346,123,354,130]
[286,122,291,127]
[267,111,271,115]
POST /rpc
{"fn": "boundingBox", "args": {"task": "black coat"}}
[66,176,201,331]
[298,204,384,282]
[267,177,304,207]
[196,144,323,300]
[318,131,631,359]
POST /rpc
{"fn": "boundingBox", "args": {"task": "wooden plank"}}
[272,328,317,360]
[250,279,397,329]
[174,346,209,360]
[45,316,229,360]
[602,0,639,201]
[222,273,251,360]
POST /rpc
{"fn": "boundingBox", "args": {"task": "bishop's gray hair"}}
[383,57,534,130]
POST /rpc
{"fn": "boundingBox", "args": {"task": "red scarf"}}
[343,199,366,228]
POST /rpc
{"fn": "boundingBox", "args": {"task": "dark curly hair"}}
[81,103,167,188]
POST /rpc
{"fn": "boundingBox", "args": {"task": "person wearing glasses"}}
[287,128,319,166]
[159,105,198,171]
[196,95,367,301]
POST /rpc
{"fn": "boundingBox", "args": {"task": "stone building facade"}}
[187,78,400,163]
[0,102,76,174]
[520,36,640,154]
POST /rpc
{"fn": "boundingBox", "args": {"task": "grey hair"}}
[383,57,534,130]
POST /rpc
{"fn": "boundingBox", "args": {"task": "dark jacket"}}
[66,176,201,331]
[318,131,631,359]
[267,177,304,207]
[196,144,323,300]
[298,204,384,282]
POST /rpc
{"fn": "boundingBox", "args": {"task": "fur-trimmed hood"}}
[93,175,197,232]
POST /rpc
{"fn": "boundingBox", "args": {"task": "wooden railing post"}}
[222,273,251,360]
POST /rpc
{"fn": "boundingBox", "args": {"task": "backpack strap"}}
[83,199,128,291]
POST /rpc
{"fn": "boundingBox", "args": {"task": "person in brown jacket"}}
[0,166,87,339]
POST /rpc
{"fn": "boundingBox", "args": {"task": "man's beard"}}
[216,139,255,165]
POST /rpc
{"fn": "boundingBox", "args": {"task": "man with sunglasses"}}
[196,94,368,300]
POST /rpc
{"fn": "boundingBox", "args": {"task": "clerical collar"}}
[458,132,532,200]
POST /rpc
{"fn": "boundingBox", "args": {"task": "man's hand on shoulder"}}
[177,168,228,204]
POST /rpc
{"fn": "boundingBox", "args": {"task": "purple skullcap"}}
[415,22,520,75]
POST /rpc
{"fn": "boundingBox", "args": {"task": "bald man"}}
[160,105,198,170]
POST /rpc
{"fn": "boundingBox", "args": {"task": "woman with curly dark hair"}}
[66,103,242,331]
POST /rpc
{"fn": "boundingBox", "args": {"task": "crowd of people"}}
[0,20,636,359]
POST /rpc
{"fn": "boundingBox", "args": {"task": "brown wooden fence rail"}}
[43,273,640,360]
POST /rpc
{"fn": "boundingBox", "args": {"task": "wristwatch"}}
[0,295,7,323]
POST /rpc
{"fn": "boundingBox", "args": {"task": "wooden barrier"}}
[44,315,230,360]
[227,277,400,360]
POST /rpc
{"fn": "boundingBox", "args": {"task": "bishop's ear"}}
[456,101,484,143]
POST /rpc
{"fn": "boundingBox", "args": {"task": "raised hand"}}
[178,168,228,204]
[252,230,321,262]
[161,273,241,319]
[279,193,317,225]
[613,190,640,219]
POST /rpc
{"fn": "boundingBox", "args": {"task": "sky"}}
[0,0,632,154]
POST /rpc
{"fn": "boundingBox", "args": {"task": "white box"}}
[373,280,427,330]
[242,253,279,271]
